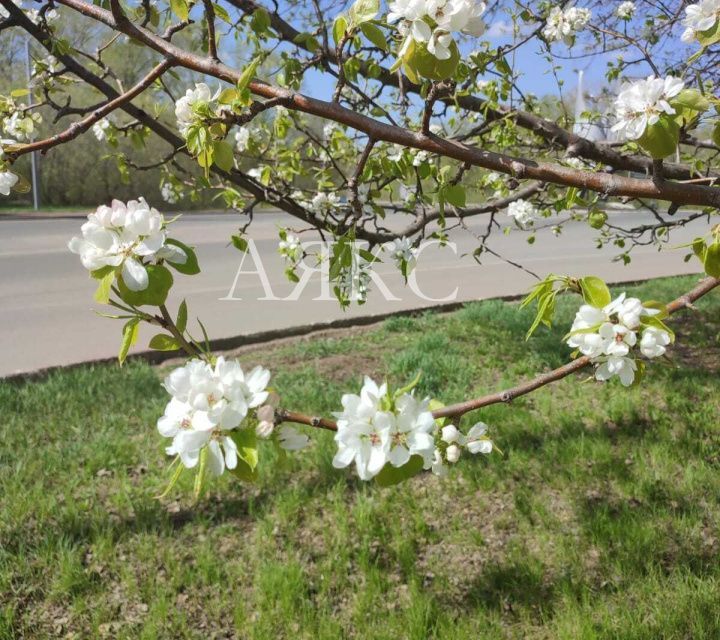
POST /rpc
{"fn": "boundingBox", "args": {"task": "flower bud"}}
[441,425,460,444]
[446,444,461,463]
[256,420,274,439]
[257,404,275,423]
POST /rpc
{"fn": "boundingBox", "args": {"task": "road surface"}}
[0,209,708,376]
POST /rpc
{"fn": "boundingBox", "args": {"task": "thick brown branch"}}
[53,0,720,208]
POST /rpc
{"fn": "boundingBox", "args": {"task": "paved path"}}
[0,209,707,376]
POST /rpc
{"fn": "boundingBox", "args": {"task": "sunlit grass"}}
[1,274,719,638]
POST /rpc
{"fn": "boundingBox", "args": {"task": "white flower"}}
[465,422,493,454]
[567,304,610,357]
[616,1,635,19]
[431,448,448,476]
[390,0,486,60]
[161,182,179,204]
[386,236,417,267]
[543,6,591,45]
[256,405,275,438]
[332,377,436,480]
[611,75,685,141]
[235,127,250,152]
[639,326,671,358]
[386,393,436,467]
[594,355,637,386]
[310,191,340,214]
[247,167,263,180]
[277,425,310,451]
[158,357,272,474]
[175,83,218,135]
[681,0,720,43]
[333,377,390,480]
[427,30,454,60]
[604,292,659,330]
[445,444,461,463]
[412,150,430,166]
[599,322,637,357]
[4,111,41,141]
[92,118,111,142]
[441,424,461,444]
[68,198,170,291]
[507,199,538,227]
[0,171,18,196]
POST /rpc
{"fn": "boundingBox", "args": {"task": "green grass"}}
[1,275,719,639]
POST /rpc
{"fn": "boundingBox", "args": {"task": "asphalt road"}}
[0,209,708,377]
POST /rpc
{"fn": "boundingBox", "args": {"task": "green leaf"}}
[525,290,556,340]
[231,234,249,253]
[403,36,459,81]
[213,139,235,172]
[169,0,189,21]
[164,238,200,275]
[696,19,720,47]
[637,117,680,159]
[217,88,238,104]
[237,56,262,91]
[176,299,188,333]
[348,0,379,25]
[333,15,348,46]
[229,457,258,483]
[119,318,140,365]
[360,22,388,51]
[194,447,208,498]
[375,455,424,487]
[704,241,720,277]
[578,276,611,308]
[671,88,710,114]
[713,122,720,149]
[10,88,30,98]
[443,184,466,208]
[148,333,182,351]
[250,7,271,34]
[213,2,232,24]
[117,264,173,307]
[231,428,259,471]
[94,269,115,304]
[11,173,31,194]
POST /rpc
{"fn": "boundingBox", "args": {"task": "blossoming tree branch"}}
[1,0,720,494]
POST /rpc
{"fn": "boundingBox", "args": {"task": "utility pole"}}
[25,38,40,210]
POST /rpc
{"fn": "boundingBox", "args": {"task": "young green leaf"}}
[578,276,611,308]
[149,334,182,351]
[119,318,140,365]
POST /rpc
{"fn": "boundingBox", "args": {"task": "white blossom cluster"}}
[507,199,538,227]
[161,182,181,204]
[681,0,720,43]
[611,75,684,140]
[175,83,221,136]
[333,377,493,480]
[388,0,487,61]
[310,191,341,215]
[278,231,301,262]
[2,110,42,142]
[0,170,18,196]
[234,126,251,152]
[158,358,277,476]
[386,237,418,271]
[92,118,111,142]
[68,198,186,291]
[616,1,636,19]
[567,293,671,386]
[542,6,592,45]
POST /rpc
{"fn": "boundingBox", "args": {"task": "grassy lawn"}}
[1,274,719,639]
